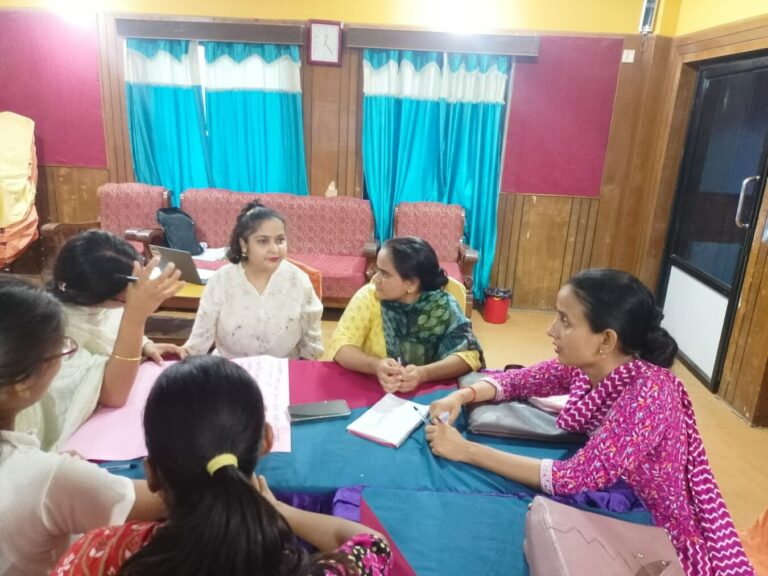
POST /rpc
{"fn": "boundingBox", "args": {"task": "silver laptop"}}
[148,245,215,285]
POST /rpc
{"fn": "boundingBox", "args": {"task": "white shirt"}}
[185,260,323,360]
[0,431,135,576]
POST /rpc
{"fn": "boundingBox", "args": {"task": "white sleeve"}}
[298,277,324,360]
[183,276,222,355]
[42,456,135,535]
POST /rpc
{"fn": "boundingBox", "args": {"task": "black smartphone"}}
[287,400,351,423]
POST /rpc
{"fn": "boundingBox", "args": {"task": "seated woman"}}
[16,230,185,451]
[426,269,754,576]
[0,279,163,576]
[183,201,323,360]
[331,236,483,392]
[53,355,391,576]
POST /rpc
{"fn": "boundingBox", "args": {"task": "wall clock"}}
[308,20,342,66]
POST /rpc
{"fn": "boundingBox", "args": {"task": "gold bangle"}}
[110,353,142,362]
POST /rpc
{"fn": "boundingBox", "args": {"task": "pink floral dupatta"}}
[555,360,754,576]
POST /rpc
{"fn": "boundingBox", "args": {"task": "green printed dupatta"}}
[380,290,484,367]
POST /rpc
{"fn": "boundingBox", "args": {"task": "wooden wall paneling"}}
[301,50,314,190]
[97,13,119,183]
[114,22,134,182]
[590,35,646,270]
[40,166,109,223]
[580,198,599,270]
[560,198,582,287]
[637,60,696,289]
[490,193,522,294]
[308,65,342,196]
[513,195,572,309]
[336,48,352,197]
[343,49,363,198]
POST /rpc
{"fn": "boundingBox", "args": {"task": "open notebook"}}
[347,393,430,448]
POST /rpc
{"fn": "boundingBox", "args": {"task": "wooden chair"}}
[393,201,478,316]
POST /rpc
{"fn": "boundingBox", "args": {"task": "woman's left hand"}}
[142,342,189,365]
[399,364,426,392]
[425,422,470,462]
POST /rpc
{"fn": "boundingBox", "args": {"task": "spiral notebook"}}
[346,393,430,448]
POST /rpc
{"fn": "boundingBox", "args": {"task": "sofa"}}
[131,188,378,308]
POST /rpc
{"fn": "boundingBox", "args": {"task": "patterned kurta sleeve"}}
[483,359,574,402]
[328,533,392,576]
[298,274,324,360]
[183,273,224,355]
[329,286,377,359]
[541,376,671,496]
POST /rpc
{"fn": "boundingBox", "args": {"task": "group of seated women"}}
[0,198,756,576]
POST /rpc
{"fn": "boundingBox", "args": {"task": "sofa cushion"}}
[291,253,366,300]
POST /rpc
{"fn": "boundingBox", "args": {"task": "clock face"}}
[310,22,341,65]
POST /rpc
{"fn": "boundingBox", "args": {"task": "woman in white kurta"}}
[16,231,185,451]
[183,200,323,360]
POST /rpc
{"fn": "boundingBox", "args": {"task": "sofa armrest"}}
[125,227,164,260]
[364,235,379,281]
[40,221,100,237]
[458,244,479,277]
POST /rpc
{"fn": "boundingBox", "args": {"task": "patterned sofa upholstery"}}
[393,201,478,314]
[174,189,378,307]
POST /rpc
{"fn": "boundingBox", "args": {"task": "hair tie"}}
[206,453,238,476]
[57,281,67,292]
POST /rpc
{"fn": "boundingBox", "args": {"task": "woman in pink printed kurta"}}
[426,269,753,576]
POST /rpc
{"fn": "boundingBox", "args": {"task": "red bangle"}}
[464,385,477,404]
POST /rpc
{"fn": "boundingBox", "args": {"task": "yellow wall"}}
[0,0,646,35]
[675,0,767,35]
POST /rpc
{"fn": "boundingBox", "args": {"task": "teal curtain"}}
[125,39,210,205]
[202,42,308,195]
[362,49,510,301]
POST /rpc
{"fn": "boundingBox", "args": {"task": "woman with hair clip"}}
[426,269,754,576]
[183,200,323,359]
[53,355,391,576]
[330,236,483,392]
[0,279,163,576]
[16,230,184,452]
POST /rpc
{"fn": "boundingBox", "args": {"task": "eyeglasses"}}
[44,336,79,362]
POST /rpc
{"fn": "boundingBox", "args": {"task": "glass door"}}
[659,54,768,390]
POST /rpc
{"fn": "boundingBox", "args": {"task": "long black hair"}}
[51,230,140,305]
[383,236,448,292]
[567,268,678,368]
[227,200,286,264]
[0,277,64,388]
[120,356,354,576]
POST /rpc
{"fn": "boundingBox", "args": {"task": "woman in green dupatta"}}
[331,237,483,392]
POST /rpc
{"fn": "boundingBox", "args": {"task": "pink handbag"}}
[524,496,684,576]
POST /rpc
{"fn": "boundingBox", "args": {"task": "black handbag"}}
[156,208,203,255]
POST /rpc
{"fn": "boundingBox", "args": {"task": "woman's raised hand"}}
[124,257,184,319]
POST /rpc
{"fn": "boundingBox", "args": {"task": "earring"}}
[241,249,247,258]
[599,349,605,358]
[406,289,412,294]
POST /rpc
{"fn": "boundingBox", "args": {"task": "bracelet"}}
[464,385,477,404]
[110,353,142,362]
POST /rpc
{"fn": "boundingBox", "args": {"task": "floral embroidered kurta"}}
[184,260,323,359]
[484,359,754,576]
[52,522,392,576]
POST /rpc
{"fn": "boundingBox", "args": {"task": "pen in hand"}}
[413,405,432,427]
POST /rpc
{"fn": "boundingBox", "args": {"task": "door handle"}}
[735,175,760,229]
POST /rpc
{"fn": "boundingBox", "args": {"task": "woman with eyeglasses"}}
[0,278,164,576]
[16,230,185,451]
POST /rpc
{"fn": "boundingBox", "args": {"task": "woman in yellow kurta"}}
[330,237,483,392]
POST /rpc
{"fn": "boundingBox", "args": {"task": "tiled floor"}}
[321,307,768,528]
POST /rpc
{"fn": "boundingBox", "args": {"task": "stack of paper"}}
[347,393,430,448]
